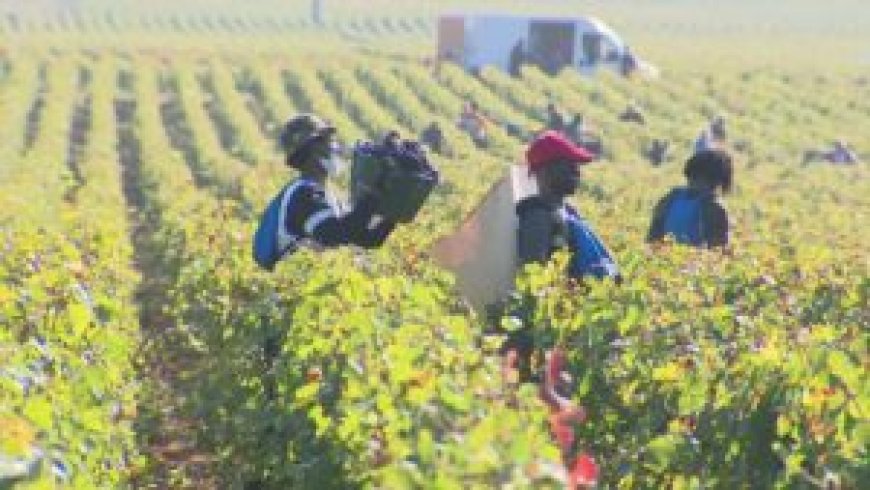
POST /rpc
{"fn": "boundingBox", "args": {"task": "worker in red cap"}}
[517,130,618,279]
[505,131,618,382]
[502,130,621,381]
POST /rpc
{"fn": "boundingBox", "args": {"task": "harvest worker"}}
[252,113,396,271]
[564,112,586,144]
[618,102,646,125]
[645,138,670,166]
[546,102,566,133]
[509,39,526,77]
[825,139,859,164]
[517,130,619,278]
[693,116,727,154]
[457,100,489,148]
[505,130,620,380]
[802,139,860,165]
[565,113,604,157]
[647,148,733,247]
[420,121,444,154]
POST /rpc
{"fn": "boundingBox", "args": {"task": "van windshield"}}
[529,21,575,75]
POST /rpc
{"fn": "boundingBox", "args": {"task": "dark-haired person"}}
[565,112,587,144]
[458,100,489,148]
[647,149,733,247]
[802,139,860,165]
[420,121,444,155]
[546,102,566,133]
[619,102,646,125]
[509,39,526,77]
[254,113,396,270]
[694,116,727,154]
[645,138,670,166]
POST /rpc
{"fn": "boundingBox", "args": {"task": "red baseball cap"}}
[526,130,595,172]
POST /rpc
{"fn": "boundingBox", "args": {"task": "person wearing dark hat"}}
[517,130,617,279]
[253,114,397,270]
[281,113,397,247]
[618,101,646,125]
[420,121,444,155]
[645,138,670,167]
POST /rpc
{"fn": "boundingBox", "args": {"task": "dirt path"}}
[64,66,91,203]
[113,69,220,489]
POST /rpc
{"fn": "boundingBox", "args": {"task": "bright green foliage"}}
[0,58,140,487]
[164,227,561,487]
[511,245,867,487]
[1,3,868,486]
[0,228,140,488]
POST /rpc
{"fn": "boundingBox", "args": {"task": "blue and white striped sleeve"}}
[284,183,395,248]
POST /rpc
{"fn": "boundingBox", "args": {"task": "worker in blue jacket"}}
[647,149,732,248]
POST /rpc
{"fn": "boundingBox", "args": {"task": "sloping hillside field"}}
[0,1,867,488]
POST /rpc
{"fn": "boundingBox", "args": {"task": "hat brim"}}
[287,126,337,167]
[312,125,336,138]
[566,145,596,164]
[529,146,596,171]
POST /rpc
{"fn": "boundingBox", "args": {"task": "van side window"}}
[582,33,601,65]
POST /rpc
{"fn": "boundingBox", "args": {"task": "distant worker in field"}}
[546,102,566,133]
[694,115,727,153]
[710,115,727,141]
[565,112,604,156]
[825,139,859,164]
[504,121,527,140]
[619,101,646,125]
[802,139,860,165]
[252,114,397,271]
[802,139,861,165]
[565,112,586,143]
[509,39,526,78]
[645,138,670,166]
[647,149,733,247]
[420,121,444,155]
[458,100,489,148]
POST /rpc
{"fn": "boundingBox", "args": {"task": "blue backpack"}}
[562,206,620,280]
[252,180,309,271]
[661,188,708,246]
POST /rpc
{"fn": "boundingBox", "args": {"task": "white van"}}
[438,13,647,76]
